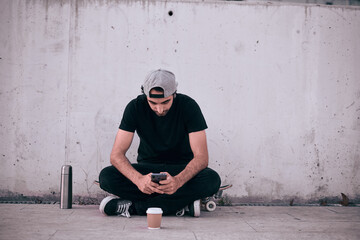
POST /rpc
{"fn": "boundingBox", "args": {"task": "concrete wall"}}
[1,0,359,204]
[244,0,360,6]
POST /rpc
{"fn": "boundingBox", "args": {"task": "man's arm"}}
[158,130,209,194]
[110,129,162,194]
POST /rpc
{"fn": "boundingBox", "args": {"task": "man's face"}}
[147,89,174,117]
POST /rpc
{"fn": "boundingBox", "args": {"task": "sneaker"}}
[188,199,201,217]
[99,196,132,218]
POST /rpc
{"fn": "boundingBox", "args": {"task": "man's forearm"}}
[175,155,208,187]
[110,154,142,186]
[175,130,209,187]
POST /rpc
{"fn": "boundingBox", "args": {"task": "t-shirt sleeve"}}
[184,98,208,133]
[119,100,137,132]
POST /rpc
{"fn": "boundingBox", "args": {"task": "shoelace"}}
[176,208,185,217]
[116,202,130,218]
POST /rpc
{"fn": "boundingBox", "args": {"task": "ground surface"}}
[0,204,359,240]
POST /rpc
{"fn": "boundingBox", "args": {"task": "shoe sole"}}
[99,196,117,215]
[193,199,200,217]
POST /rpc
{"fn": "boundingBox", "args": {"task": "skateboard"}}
[175,184,232,216]
[201,184,232,212]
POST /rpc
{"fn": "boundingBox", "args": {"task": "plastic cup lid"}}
[146,208,163,214]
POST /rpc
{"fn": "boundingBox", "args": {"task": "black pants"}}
[99,163,221,215]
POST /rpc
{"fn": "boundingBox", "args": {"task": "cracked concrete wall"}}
[0,0,359,203]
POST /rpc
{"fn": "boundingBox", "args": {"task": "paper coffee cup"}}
[146,208,163,229]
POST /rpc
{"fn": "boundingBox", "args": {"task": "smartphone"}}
[151,173,167,184]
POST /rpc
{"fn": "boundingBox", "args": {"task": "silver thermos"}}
[60,165,72,209]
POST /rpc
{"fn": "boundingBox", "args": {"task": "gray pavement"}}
[0,204,359,240]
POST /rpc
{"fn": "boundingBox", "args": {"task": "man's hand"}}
[136,173,164,195]
[157,172,182,195]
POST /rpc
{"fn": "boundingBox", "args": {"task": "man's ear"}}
[173,93,176,98]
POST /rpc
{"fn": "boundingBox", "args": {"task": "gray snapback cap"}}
[142,69,178,98]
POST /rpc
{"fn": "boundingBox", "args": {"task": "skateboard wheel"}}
[206,201,216,212]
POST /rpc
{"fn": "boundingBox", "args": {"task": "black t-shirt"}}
[119,93,208,164]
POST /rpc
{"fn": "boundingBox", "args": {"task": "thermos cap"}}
[61,165,72,175]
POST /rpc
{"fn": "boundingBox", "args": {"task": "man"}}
[98,69,221,218]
